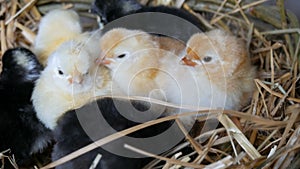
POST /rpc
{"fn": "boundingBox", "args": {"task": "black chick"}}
[91,0,205,41]
[52,97,182,169]
[92,0,142,24]
[0,48,43,104]
[92,0,203,27]
[0,48,52,167]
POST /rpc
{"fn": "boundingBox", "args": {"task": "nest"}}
[1,0,300,168]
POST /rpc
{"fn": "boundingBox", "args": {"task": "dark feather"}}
[0,47,43,104]
[92,0,203,28]
[0,48,52,167]
[52,97,181,169]
[92,0,142,24]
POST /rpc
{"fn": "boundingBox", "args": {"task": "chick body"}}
[32,32,111,130]
[33,9,82,66]
[0,48,52,167]
[156,52,201,107]
[52,97,175,169]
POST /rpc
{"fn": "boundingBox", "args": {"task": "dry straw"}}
[0,0,299,168]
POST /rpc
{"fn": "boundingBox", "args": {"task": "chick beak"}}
[101,59,112,65]
[96,57,115,65]
[181,47,200,67]
[181,56,197,67]
[68,75,83,84]
[74,75,84,84]
[68,69,84,84]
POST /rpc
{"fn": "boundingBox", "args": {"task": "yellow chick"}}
[33,9,82,66]
[32,32,111,130]
[99,28,164,100]
[181,29,256,110]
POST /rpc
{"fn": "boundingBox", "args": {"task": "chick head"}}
[1,47,43,84]
[182,29,247,77]
[42,9,81,34]
[45,40,95,94]
[99,28,159,72]
[33,9,82,67]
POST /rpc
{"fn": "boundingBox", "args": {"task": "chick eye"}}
[117,54,126,58]
[203,56,212,62]
[58,70,64,75]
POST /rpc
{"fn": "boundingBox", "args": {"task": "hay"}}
[0,0,299,168]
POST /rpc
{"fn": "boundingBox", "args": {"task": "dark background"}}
[265,0,300,22]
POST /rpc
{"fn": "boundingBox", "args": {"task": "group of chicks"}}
[0,0,257,168]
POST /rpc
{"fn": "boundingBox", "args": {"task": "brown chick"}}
[181,29,257,110]
[33,9,82,66]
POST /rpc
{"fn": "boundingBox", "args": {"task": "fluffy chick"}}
[32,32,111,130]
[91,0,204,30]
[52,97,175,169]
[181,29,257,110]
[0,48,52,167]
[0,48,43,104]
[99,28,164,100]
[33,9,82,66]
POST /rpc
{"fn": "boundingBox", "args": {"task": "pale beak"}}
[68,69,84,84]
[96,57,115,65]
[101,59,112,65]
[68,76,83,84]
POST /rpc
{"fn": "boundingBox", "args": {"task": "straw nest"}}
[0,0,300,168]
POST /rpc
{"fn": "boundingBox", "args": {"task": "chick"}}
[0,48,52,167]
[0,48,43,104]
[52,97,176,169]
[99,28,164,100]
[91,0,204,30]
[181,29,256,110]
[32,32,111,130]
[33,9,82,66]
